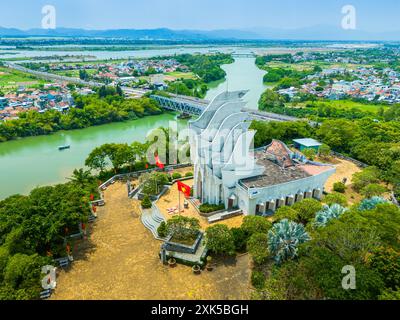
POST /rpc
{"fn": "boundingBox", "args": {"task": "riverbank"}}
[0,113,185,200]
[0,57,267,199]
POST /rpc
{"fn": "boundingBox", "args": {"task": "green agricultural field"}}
[164,71,197,80]
[53,69,98,78]
[266,61,315,71]
[299,99,388,114]
[0,66,46,89]
[61,58,129,66]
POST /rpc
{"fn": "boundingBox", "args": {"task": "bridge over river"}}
[150,94,300,122]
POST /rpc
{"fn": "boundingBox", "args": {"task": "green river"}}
[0,57,266,199]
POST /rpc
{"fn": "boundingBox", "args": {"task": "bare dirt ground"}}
[324,157,362,191]
[323,157,363,205]
[52,181,251,300]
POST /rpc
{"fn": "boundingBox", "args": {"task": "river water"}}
[0,55,266,199]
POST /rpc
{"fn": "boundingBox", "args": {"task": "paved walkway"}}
[51,182,251,300]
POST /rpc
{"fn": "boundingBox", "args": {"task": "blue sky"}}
[1,0,399,31]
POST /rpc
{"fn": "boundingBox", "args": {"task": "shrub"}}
[379,288,400,300]
[251,271,266,290]
[140,172,169,196]
[247,233,270,264]
[199,203,225,213]
[141,195,152,209]
[333,182,346,193]
[324,192,348,207]
[172,172,182,180]
[273,206,298,223]
[352,167,381,192]
[166,216,200,241]
[318,144,331,159]
[241,216,272,236]
[205,224,235,256]
[368,247,400,290]
[231,227,249,253]
[185,172,194,177]
[303,148,317,161]
[361,184,387,198]
[157,222,168,238]
[292,199,322,225]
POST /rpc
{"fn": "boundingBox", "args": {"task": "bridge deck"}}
[151,94,301,122]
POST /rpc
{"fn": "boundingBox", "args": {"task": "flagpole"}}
[178,189,181,215]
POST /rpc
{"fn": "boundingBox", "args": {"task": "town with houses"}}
[279,65,400,103]
[0,58,190,121]
[0,83,77,121]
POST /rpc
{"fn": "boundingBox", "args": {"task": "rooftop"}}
[293,138,322,147]
[240,140,334,189]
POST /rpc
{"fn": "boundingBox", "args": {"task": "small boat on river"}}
[58,145,70,151]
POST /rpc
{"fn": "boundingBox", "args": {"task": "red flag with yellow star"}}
[177,181,191,198]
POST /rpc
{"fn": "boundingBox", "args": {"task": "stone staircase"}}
[140,205,167,241]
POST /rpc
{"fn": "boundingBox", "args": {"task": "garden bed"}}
[164,231,203,254]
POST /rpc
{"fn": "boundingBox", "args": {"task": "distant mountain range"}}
[1,26,400,41]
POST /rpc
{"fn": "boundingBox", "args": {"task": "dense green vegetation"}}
[0,87,162,142]
[166,78,208,98]
[0,67,46,90]
[84,125,186,180]
[258,89,389,120]
[252,201,400,300]
[0,170,99,299]
[173,54,233,83]
[250,118,400,195]
[161,53,233,98]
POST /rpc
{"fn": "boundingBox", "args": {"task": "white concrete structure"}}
[189,91,336,216]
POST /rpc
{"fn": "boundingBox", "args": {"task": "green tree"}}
[241,215,272,236]
[352,167,381,192]
[79,69,89,81]
[323,192,348,207]
[379,288,400,300]
[318,144,331,159]
[361,184,387,198]
[333,182,346,193]
[303,148,317,161]
[292,199,323,225]
[251,271,266,290]
[67,168,94,187]
[85,146,109,172]
[317,119,361,153]
[141,195,152,209]
[231,227,248,253]
[3,253,51,300]
[247,233,270,264]
[157,222,168,238]
[205,224,235,256]
[166,216,200,242]
[368,247,400,290]
[273,206,298,223]
[259,89,286,111]
[140,172,169,196]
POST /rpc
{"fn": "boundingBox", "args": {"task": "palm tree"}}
[314,204,348,228]
[268,219,311,264]
[67,168,94,187]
